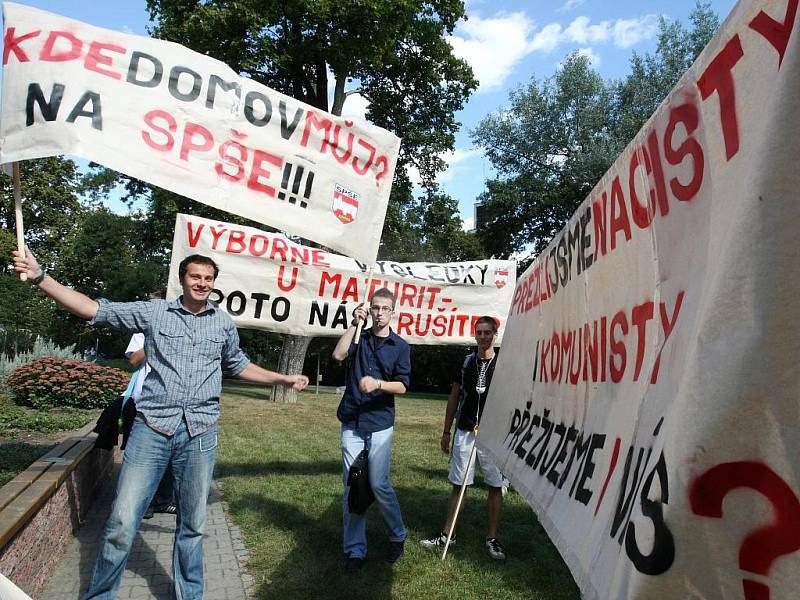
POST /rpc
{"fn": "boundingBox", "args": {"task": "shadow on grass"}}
[220,457,579,600]
[224,492,396,600]
[407,464,450,481]
[0,442,55,485]
[398,483,581,600]
[221,381,273,401]
[216,459,341,478]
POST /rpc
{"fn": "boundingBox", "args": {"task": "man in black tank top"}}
[420,316,508,560]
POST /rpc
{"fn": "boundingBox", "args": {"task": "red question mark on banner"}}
[689,461,800,600]
[374,155,389,187]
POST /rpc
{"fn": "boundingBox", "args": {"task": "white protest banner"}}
[478,0,800,598]
[0,3,399,263]
[168,213,516,345]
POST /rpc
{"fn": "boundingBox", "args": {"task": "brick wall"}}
[0,447,115,598]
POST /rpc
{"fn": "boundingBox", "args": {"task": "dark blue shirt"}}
[337,328,411,433]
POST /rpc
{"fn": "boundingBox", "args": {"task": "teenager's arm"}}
[440,382,461,453]
[332,303,367,361]
[358,377,407,395]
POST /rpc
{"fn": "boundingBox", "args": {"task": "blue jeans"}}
[341,425,406,559]
[83,416,217,600]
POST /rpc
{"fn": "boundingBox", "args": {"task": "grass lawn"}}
[0,394,95,485]
[218,382,579,600]
[0,442,56,486]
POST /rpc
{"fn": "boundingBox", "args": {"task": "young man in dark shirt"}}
[421,315,508,560]
[332,287,411,571]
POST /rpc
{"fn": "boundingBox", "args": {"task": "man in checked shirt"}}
[13,249,309,600]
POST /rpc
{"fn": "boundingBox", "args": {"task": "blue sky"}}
[2,0,738,223]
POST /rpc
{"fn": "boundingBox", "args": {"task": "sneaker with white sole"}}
[420,531,455,549]
[485,537,506,560]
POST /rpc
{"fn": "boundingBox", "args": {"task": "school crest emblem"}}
[332,184,360,224]
[494,267,509,288]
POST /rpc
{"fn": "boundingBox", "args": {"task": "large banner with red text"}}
[478,0,800,598]
[167,213,516,345]
[0,2,399,263]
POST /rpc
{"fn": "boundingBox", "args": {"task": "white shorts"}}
[448,429,507,488]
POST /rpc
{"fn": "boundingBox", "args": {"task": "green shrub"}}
[6,357,129,409]
[0,405,92,433]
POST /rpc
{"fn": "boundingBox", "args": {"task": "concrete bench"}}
[0,424,115,598]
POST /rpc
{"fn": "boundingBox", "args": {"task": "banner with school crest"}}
[0,2,399,263]
[168,214,516,345]
[478,0,800,598]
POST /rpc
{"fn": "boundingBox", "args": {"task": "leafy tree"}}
[0,157,85,269]
[48,207,167,357]
[144,0,478,401]
[472,52,616,257]
[472,1,719,258]
[612,2,720,147]
[401,192,484,262]
[0,157,88,354]
[0,274,56,355]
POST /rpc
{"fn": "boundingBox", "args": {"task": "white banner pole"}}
[353,266,374,345]
[441,442,477,561]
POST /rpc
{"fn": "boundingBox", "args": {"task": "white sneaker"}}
[420,531,455,549]
[486,537,506,560]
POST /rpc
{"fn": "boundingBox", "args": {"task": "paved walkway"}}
[40,459,254,600]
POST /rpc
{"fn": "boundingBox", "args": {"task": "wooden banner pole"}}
[12,163,27,282]
[353,266,374,345]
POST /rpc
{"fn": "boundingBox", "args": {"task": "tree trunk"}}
[271,334,313,403]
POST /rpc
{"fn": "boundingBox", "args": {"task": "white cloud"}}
[564,16,611,44]
[448,12,536,91]
[528,23,563,53]
[406,163,422,189]
[461,216,475,232]
[451,9,659,90]
[613,15,660,48]
[576,47,601,66]
[438,148,481,184]
[531,15,656,52]
[559,0,585,12]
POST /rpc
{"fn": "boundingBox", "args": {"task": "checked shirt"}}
[91,297,249,437]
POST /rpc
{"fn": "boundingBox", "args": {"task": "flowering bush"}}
[0,337,82,389]
[6,357,129,409]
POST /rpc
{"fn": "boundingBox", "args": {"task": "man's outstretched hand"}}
[286,375,310,391]
[12,246,42,282]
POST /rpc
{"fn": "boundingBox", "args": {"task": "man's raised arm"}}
[13,247,99,320]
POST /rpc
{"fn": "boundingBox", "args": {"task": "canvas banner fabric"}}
[167,213,516,345]
[477,0,800,598]
[0,2,400,263]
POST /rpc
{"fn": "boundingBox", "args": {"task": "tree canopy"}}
[145,0,479,256]
[471,1,720,260]
[138,0,483,400]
